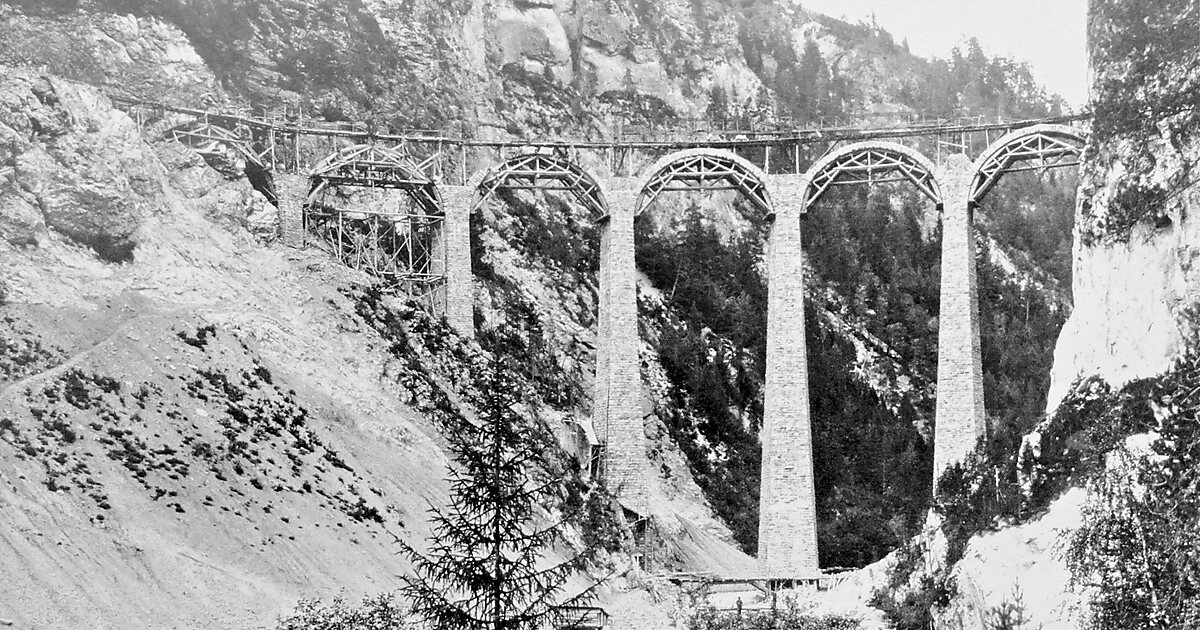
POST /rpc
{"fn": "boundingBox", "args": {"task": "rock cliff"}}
[1,0,955,136]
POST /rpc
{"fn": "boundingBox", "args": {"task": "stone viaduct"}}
[296,125,1088,579]
[123,97,1087,579]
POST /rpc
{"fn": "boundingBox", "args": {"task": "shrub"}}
[275,593,409,630]
[984,587,1040,630]
[870,572,957,630]
[1065,352,1200,629]
[685,602,860,630]
[580,484,631,555]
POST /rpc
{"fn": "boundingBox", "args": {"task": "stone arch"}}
[634,148,772,215]
[304,144,446,310]
[307,144,441,213]
[969,124,1088,205]
[472,150,609,218]
[802,141,941,210]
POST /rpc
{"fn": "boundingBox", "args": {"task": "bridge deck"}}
[110,94,1088,152]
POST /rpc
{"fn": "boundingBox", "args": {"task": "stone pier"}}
[441,185,476,335]
[933,154,987,484]
[274,173,308,248]
[594,186,649,514]
[758,176,819,577]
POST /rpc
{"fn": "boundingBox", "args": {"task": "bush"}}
[685,603,860,630]
[870,572,957,630]
[984,587,1039,630]
[1065,352,1200,629]
[580,484,631,555]
[275,593,409,630]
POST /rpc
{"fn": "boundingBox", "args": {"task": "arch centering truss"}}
[474,151,609,219]
[305,144,447,312]
[170,120,269,171]
[636,148,773,214]
[970,124,1088,205]
[802,141,943,210]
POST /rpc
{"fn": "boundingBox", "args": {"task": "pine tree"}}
[399,351,599,630]
[706,85,730,128]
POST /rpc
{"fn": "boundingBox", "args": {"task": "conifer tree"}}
[399,350,598,630]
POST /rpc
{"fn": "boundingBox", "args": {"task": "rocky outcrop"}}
[0,70,163,259]
[155,142,277,241]
[0,67,273,260]
[0,8,219,104]
[1047,184,1200,410]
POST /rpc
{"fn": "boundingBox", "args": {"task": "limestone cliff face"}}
[1047,196,1200,411]
[0,0,922,135]
[0,6,218,104]
[1045,5,1200,410]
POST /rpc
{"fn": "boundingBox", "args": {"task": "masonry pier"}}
[933,155,987,483]
[758,175,820,577]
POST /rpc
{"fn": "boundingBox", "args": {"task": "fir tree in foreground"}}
[399,349,601,630]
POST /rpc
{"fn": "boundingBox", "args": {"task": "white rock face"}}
[493,4,574,80]
[1046,141,1200,411]
[0,68,270,259]
[938,490,1088,630]
[0,70,164,259]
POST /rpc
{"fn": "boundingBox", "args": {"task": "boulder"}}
[0,69,166,261]
[156,142,225,199]
[245,190,279,242]
[0,190,43,247]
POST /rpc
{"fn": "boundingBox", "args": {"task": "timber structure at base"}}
[120,95,1086,579]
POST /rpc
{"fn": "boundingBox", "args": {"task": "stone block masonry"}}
[595,186,649,514]
[274,173,309,248]
[933,154,987,485]
[758,175,819,578]
[441,186,476,335]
